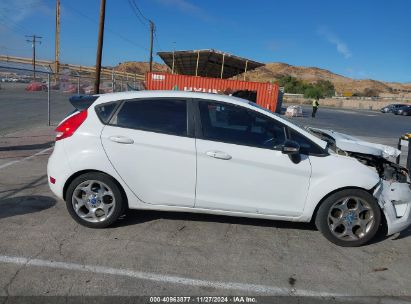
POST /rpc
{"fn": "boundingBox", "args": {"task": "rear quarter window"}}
[95,102,119,123]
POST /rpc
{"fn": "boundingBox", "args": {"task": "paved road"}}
[0,83,73,136]
[283,104,410,146]
[0,96,410,299]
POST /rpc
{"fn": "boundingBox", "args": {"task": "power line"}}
[0,13,31,35]
[126,0,158,70]
[63,2,149,51]
[128,0,148,27]
[153,29,163,52]
[129,0,150,25]
[0,45,26,51]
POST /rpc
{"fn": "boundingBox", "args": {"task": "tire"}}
[65,172,126,228]
[315,189,381,247]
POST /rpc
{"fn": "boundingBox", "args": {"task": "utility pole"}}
[26,35,42,80]
[149,20,154,72]
[55,0,60,77]
[94,0,106,94]
[172,41,176,74]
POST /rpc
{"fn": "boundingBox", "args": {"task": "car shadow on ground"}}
[113,210,410,244]
[0,195,56,220]
[112,209,317,231]
[392,226,411,240]
[0,141,54,151]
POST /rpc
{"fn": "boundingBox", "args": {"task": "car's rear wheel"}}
[65,172,126,228]
[315,189,381,247]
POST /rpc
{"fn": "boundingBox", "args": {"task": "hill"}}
[115,61,168,75]
[240,63,405,95]
[115,61,410,95]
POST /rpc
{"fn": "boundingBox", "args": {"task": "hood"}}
[307,127,401,160]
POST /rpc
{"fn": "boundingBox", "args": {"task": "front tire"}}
[315,189,381,247]
[65,172,126,228]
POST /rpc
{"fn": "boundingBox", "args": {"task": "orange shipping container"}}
[145,72,281,113]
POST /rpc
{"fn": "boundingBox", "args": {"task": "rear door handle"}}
[206,151,232,160]
[109,136,134,144]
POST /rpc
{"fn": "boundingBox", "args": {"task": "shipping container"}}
[145,72,281,113]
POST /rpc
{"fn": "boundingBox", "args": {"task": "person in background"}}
[312,98,319,118]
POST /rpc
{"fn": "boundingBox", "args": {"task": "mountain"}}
[240,63,407,95]
[115,61,168,75]
[115,61,410,95]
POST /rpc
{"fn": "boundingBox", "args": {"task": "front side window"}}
[288,128,325,155]
[113,99,187,136]
[199,100,286,149]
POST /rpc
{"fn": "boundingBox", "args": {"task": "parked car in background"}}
[285,105,303,117]
[47,91,411,247]
[380,104,408,113]
[393,105,411,116]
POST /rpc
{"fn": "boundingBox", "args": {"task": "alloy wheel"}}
[327,196,375,241]
[71,180,116,223]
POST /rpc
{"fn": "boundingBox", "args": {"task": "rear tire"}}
[65,172,126,228]
[315,189,381,247]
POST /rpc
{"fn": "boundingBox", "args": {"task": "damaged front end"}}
[374,179,411,235]
[308,127,411,235]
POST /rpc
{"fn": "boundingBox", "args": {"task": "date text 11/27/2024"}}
[149,297,257,303]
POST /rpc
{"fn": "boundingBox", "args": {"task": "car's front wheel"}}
[65,172,126,228]
[315,189,381,247]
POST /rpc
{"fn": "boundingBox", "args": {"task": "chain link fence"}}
[0,66,144,135]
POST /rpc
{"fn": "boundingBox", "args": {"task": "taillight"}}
[55,110,87,141]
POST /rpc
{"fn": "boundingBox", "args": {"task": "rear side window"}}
[113,99,187,136]
[95,102,118,123]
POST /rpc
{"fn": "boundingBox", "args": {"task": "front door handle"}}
[206,151,232,160]
[109,136,134,144]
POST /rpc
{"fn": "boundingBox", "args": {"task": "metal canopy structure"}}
[157,49,264,79]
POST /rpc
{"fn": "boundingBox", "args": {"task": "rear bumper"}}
[47,143,72,200]
[374,180,411,235]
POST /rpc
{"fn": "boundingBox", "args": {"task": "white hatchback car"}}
[47,91,411,247]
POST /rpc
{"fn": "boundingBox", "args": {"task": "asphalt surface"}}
[0,92,410,299]
[284,105,410,146]
[0,83,73,136]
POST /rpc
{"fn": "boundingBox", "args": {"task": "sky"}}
[0,0,410,82]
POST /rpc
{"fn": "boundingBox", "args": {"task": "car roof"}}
[94,90,249,105]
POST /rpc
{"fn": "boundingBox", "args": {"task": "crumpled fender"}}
[374,180,411,235]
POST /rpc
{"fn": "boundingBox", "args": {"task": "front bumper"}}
[374,180,411,235]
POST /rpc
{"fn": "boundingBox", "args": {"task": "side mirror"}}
[282,140,300,155]
[282,140,301,164]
